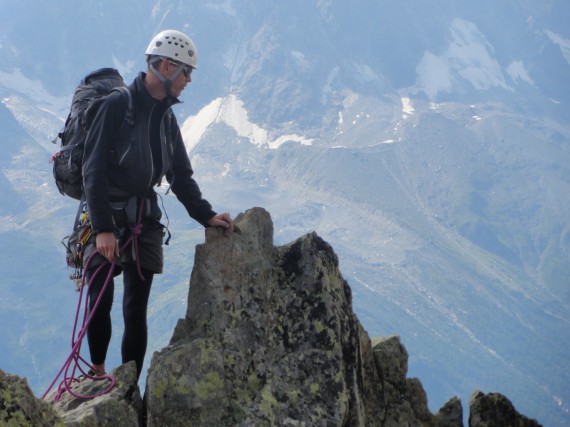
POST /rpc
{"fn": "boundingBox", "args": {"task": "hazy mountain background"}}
[1,1,569,425]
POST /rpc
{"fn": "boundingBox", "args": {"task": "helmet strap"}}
[149,57,184,98]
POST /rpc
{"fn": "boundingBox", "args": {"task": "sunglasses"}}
[168,60,193,78]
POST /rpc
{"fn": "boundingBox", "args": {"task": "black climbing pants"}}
[86,262,154,379]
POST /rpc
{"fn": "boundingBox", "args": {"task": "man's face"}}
[164,60,192,97]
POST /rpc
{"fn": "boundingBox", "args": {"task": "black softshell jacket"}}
[83,72,216,234]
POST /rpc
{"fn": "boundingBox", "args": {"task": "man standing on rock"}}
[82,29,233,379]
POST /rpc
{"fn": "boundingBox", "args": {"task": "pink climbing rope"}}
[42,198,147,401]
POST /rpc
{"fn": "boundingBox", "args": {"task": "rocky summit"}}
[1,208,542,426]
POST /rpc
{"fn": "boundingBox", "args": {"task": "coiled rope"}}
[42,198,146,401]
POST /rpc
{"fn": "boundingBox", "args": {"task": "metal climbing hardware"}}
[69,269,83,291]
[62,209,93,291]
[78,212,93,245]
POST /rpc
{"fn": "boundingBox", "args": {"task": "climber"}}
[80,29,233,379]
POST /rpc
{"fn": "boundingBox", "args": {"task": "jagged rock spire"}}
[144,207,454,426]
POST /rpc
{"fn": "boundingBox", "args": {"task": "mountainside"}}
[0,1,569,426]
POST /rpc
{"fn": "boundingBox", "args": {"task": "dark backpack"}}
[51,68,133,200]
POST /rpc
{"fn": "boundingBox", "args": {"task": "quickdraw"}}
[62,210,92,291]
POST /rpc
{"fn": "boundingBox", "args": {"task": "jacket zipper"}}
[146,104,172,191]
[118,144,132,165]
[158,112,169,184]
[146,104,157,191]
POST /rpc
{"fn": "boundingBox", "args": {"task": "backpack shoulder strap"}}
[113,86,134,126]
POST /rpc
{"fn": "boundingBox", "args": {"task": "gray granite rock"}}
[0,368,62,426]
[469,390,542,427]
[48,362,142,427]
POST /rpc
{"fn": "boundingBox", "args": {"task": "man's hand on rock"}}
[208,213,234,236]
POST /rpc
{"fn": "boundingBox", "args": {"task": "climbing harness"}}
[42,198,148,401]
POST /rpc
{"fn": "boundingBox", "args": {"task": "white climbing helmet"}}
[145,29,198,69]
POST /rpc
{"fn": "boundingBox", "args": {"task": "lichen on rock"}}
[144,208,452,426]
